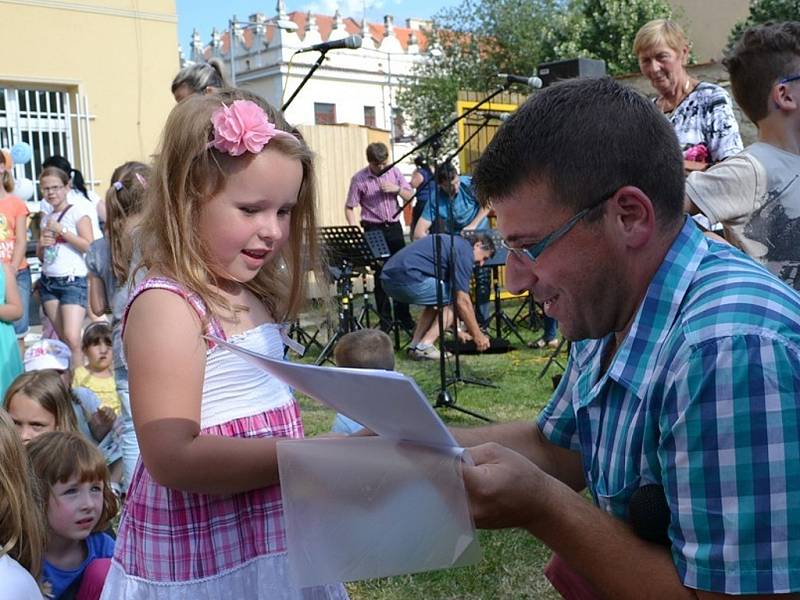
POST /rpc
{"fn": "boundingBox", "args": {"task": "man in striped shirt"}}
[345,142,415,332]
[457,77,800,598]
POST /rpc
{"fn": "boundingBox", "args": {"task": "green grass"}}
[296,302,564,600]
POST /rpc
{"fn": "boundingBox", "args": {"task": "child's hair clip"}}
[206,100,294,156]
[134,172,147,188]
[112,181,125,191]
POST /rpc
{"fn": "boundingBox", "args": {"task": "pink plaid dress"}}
[101,278,348,599]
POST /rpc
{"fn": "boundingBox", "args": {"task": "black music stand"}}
[361,229,414,349]
[288,319,323,355]
[510,292,543,332]
[537,338,567,380]
[316,226,408,364]
[314,263,357,366]
[470,230,525,346]
[314,227,377,365]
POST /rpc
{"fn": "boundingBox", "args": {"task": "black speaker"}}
[536,57,607,88]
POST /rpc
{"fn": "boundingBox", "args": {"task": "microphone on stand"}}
[296,34,363,54]
[466,111,511,126]
[498,73,543,89]
[480,111,511,122]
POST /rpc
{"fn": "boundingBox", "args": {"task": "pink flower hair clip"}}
[207,100,294,156]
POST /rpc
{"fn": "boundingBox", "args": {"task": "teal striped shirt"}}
[539,218,800,594]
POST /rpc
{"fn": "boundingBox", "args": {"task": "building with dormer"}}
[188,1,430,146]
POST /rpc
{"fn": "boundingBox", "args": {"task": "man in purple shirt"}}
[345,142,416,331]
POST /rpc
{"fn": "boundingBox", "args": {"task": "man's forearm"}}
[464,206,491,230]
[455,291,483,338]
[345,207,357,226]
[533,476,695,600]
[413,218,430,239]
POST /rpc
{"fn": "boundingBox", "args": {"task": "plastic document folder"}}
[208,336,481,587]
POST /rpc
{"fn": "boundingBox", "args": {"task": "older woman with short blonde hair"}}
[634,19,743,172]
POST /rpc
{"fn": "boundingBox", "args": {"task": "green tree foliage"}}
[553,0,673,75]
[397,0,561,152]
[397,0,673,149]
[728,0,800,49]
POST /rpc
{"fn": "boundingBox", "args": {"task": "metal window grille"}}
[0,85,96,205]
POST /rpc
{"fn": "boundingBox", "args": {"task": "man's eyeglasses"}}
[501,191,615,264]
[779,74,800,85]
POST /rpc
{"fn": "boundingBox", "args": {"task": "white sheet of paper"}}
[207,335,480,586]
[208,335,459,451]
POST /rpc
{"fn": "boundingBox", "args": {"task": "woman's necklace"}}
[659,78,693,114]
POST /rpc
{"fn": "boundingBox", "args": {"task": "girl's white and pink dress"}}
[101,277,348,599]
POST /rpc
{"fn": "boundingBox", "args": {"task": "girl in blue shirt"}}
[28,431,117,599]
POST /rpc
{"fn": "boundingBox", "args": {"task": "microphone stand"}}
[387,85,515,421]
[282,51,327,112]
[391,113,497,222]
[436,116,497,412]
[378,82,513,177]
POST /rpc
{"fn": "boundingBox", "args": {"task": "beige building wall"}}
[297,123,392,228]
[0,0,178,190]
[668,0,750,62]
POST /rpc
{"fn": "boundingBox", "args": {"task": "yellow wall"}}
[0,0,178,189]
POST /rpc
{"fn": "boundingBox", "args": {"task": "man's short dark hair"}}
[435,161,458,186]
[333,329,395,371]
[473,77,685,227]
[724,21,800,124]
[366,142,389,164]
[470,232,496,257]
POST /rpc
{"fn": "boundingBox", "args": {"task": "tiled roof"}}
[206,11,429,58]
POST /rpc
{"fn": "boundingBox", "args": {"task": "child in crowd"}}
[0,262,23,398]
[0,148,32,358]
[73,323,119,415]
[85,161,149,490]
[4,369,79,443]
[100,91,347,598]
[22,341,123,486]
[0,408,46,599]
[40,155,103,238]
[37,166,94,364]
[28,431,117,600]
[331,329,395,434]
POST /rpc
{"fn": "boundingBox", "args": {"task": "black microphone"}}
[498,73,543,89]
[296,34,362,54]
[628,484,671,547]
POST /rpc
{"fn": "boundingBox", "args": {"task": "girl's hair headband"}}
[207,100,294,156]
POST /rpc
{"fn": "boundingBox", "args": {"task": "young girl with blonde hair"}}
[4,369,79,443]
[0,408,46,598]
[28,431,117,599]
[101,90,346,598]
[85,160,150,490]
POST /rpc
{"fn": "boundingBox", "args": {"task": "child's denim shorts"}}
[38,274,88,307]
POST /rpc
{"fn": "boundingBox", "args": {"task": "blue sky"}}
[176,0,457,53]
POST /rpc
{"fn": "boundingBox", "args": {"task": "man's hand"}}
[474,332,491,351]
[462,442,547,530]
[380,181,401,194]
